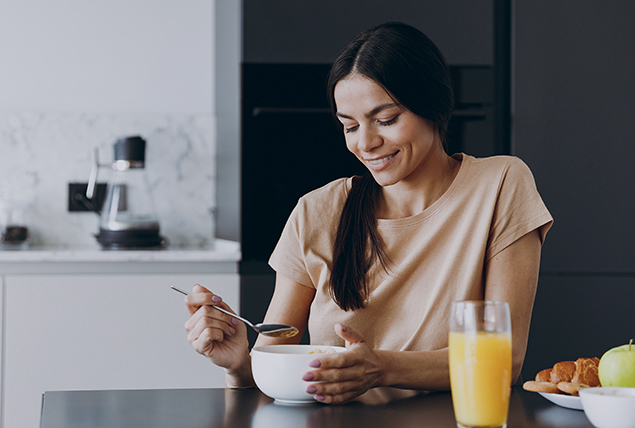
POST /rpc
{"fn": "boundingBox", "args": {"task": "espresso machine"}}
[87,136,166,249]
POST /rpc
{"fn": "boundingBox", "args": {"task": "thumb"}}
[334,323,365,347]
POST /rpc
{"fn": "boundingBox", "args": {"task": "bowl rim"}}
[579,386,635,398]
[252,344,347,354]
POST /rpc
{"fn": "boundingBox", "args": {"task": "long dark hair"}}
[327,22,455,311]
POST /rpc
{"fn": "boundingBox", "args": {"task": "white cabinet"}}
[2,273,239,428]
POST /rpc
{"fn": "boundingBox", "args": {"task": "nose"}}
[356,125,382,152]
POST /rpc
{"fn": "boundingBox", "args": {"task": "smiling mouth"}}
[367,152,398,165]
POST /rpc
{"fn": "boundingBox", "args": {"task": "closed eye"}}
[378,116,399,126]
[344,125,359,133]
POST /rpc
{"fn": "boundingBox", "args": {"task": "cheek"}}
[344,136,357,154]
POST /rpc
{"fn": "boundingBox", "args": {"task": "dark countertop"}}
[40,386,595,428]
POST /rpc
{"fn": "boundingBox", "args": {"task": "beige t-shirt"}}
[269,154,553,351]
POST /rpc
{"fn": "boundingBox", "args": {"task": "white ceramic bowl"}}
[251,344,347,404]
[579,387,635,428]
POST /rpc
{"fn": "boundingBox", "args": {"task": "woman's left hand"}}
[302,324,384,404]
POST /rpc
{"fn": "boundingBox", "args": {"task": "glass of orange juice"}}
[449,301,512,428]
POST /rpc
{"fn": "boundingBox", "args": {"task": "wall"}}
[513,1,635,379]
[0,0,220,247]
[243,0,493,65]
[214,0,241,242]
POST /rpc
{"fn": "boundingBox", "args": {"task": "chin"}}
[368,172,400,188]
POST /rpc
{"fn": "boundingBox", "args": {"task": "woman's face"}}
[333,74,441,188]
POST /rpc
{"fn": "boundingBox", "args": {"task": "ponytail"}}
[330,173,390,311]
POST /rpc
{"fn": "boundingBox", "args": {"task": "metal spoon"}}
[171,286,299,338]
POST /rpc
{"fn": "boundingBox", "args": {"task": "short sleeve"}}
[268,178,350,290]
[268,199,316,288]
[486,158,553,260]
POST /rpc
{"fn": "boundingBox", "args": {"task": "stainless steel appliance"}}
[87,136,165,249]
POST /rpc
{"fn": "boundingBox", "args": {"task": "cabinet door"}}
[513,1,635,273]
[2,274,239,428]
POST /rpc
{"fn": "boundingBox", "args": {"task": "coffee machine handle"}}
[86,147,100,199]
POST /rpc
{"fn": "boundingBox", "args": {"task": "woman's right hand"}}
[183,284,250,373]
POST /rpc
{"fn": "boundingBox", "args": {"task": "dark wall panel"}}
[243,0,493,65]
[522,275,635,381]
[513,1,635,274]
[514,1,635,381]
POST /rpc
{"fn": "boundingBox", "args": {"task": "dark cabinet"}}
[243,0,494,65]
[241,63,366,263]
[513,1,635,380]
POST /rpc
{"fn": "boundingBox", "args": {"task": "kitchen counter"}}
[0,238,240,262]
[39,386,595,428]
[0,238,240,274]
[0,240,242,428]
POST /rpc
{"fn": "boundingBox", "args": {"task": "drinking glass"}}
[449,301,512,428]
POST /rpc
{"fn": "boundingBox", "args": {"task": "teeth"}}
[368,153,396,165]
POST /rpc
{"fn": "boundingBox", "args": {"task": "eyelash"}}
[379,116,399,126]
[344,116,399,133]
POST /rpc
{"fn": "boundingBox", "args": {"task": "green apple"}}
[598,339,635,387]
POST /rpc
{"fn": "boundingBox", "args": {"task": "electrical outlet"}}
[68,182,107,212]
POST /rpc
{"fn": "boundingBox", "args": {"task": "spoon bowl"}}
[171,286,299,338]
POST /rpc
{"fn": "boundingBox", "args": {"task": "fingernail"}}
[302,373,314,381]
[314,395,325,402]
[231,318,239,326]
[309,360,321,368]
[211,295,222,303]
[306,385,317,394]
[229,327,236,334]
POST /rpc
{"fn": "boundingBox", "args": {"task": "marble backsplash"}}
[0,111,216,248]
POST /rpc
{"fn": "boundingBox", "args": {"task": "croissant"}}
[571,357,601,387]
[535,368,552,383]
[550,361,576,383]
[523,357,600,395]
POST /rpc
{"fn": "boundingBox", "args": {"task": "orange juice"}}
[449,331,512,427]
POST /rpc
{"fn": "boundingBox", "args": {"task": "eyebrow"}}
[336,103,399,120]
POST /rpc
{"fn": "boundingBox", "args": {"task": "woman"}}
[183,22,552,404]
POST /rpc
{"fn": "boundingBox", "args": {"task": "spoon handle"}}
[208,303,256,329]
[170,286,256,329]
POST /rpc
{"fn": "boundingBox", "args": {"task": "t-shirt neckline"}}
[375,152,471,228]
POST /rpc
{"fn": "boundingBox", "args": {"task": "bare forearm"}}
[376,348,450,391]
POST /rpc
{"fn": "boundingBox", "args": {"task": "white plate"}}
[538,392,583,410]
